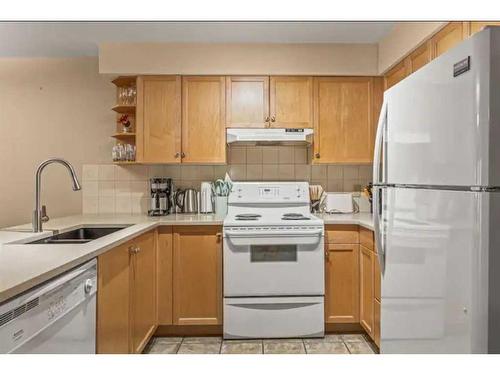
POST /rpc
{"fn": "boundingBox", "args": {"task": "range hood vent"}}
[226,128,313,146]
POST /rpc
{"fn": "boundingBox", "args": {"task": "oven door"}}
[223,228,324,297]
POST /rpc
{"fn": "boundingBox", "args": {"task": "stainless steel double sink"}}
[28,226,129,244]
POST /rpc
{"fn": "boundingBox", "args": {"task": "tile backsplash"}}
[82,145,372,214]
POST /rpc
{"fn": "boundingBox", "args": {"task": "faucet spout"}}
[33,158,81,232]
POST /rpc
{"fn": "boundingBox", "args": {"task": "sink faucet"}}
[33,158,82,232]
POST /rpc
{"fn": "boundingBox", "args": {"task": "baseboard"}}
[155,324,223,336]
[325,322,365,333]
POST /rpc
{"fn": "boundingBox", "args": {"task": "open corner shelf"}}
[112,105,136,114]
[112,76,137,87]
[112,132,136,140]
[113,161,138,165]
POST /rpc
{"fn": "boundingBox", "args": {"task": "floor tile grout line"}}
[343,340,352,354]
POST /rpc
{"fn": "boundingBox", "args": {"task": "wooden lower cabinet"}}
[374,299,381,348]
[157,226,173,325]
[97,230,157,354]
[325,243,360,323]
[360,244,374,338]
[173,226,223,325]
[130,231,157,353]
[97,241,131,354]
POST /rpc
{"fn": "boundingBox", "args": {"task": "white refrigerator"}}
[373,26,500,354]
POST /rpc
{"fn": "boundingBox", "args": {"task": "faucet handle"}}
[41,205,49,223]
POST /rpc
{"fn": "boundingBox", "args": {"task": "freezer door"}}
[384,29,494,187]
[380,187,487,353]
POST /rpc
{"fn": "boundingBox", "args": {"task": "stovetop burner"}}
[282,213,311,220]
[235,213,262,221]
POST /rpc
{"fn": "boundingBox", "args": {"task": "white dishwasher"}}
[0,259,97,354]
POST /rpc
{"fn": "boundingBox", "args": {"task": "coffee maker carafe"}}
[148,177,172,216]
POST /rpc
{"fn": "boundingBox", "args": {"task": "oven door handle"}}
[224,229,323,238]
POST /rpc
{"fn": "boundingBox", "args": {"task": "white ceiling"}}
[0,22,395,57]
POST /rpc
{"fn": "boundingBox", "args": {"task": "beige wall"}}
[0,57,115,228]
[378,22,447,73]
[99,42,379,76]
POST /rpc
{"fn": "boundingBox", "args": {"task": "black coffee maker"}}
[148,177,173,216]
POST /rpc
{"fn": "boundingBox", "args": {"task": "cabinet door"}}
[360,245,374,337]
[374,253,381,302]
[157,226,173,325]
[313,77,374,163]
[408,41,431,74]
[469,21,500,36]
[431,22,465,59]
[131,231,157,354]
[136,76,181,163]
[384,60,408,90]
[97,241,131,354]
[173,226,222,325]
[182,76,226,163]
[374,299,381,348]
[270,76,313,128]
[226,76,269,128]
[325,244,360,323]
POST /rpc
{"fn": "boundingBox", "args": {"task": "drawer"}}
[224,296,324,339]
[325,225,359,244]
[359,226,374,250]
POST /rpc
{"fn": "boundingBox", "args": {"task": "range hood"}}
[226,128,313,145]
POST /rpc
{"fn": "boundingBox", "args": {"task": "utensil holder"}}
[215,196,228,218]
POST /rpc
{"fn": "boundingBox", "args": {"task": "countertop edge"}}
[0,213,372,304]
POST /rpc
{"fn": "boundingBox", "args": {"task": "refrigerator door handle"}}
[373,99,388,186]
[373,186,385,274]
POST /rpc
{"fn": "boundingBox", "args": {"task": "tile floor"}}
[143,334,377,354]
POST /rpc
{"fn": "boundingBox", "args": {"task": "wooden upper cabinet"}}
[173,226,223,326]
[226,76,269,128]
[360,245,375,337]
[136,76,181,163]
[130,231,157,354]
[313,77,377,164]
[325,243,360,323]
[384,60,408,90]
[469,21,500,36]
[182,76,226,164]
[431,22,466,59]
[97,241,131,354]
[408,41,431,74]
[270,76,313,128]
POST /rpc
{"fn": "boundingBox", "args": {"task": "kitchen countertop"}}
[0,212,372,304]
[315,212,374,230]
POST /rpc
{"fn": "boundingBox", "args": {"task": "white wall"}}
[0,57,115,228]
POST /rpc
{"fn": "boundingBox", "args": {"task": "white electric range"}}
[223,182,325,339]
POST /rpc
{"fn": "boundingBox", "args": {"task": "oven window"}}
[250,245,297,262]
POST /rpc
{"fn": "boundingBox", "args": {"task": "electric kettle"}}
[175,188,198,213]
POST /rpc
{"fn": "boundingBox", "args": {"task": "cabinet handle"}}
[325,249,330,261]
[129,245,136,255]
[265,116,270,122]
[216,233,222,242]
[136,246,141,253]
[315,153,320,159]
[271,116,276,122]
[181,152,186,159]
[174,152,180,158]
